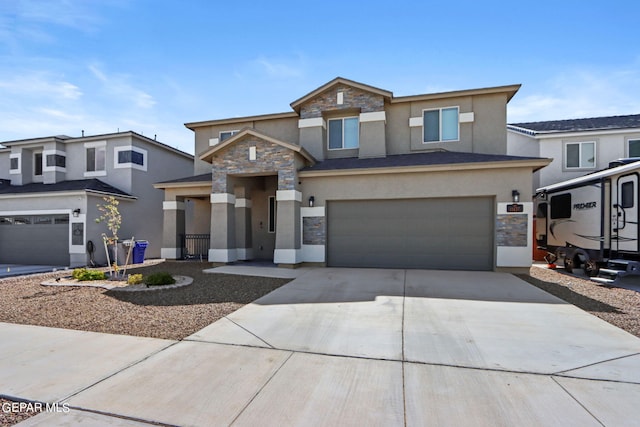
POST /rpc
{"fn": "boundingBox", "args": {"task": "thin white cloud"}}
[88,64,156,109]
[509,66,640,123]
[250,54,307,79]
[0,72,82,100]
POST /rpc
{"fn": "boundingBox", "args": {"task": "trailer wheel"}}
[564,256,574,273]
[584,260,600,277]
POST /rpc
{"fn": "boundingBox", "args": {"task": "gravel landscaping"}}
[0,260,290,341]
[519,266,640,338]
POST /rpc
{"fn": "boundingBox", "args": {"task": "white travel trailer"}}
[536,159,640,284]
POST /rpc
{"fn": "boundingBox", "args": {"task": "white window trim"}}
[114,145,148,171]
[627,138,640,157]
[219,130,239,142]
[43,149,67,173]
[84,141,107,177]
[9,153,21,174]
[327,116,359,150]
[422,106,460,144]
[564,141,597,170]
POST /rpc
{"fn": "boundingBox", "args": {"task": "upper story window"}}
[220,130,239,142]
[10,157,18,170]
[628,139,640,157]
[114,146,147,171]
[423,107,459,143]
[565,141,595,169]
[33,152,43,176]
[85,142,107,176]
[46,154,66,168]
[328,117,359,150]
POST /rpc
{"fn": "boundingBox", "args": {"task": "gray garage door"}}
[0,215,70,265]
[327,198,494,270]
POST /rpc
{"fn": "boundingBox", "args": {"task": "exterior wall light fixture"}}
[512,190,520,203]
[72,208,81,217]
[308,196,315,207]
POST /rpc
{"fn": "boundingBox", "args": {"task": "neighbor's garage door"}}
[327,198,494,270]
[0,215,70,265]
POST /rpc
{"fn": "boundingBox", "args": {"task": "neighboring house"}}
[0,131,193,267]
[155,77,550,272]
[507,114,640,189]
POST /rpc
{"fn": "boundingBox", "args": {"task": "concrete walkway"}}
[4,268,640,426]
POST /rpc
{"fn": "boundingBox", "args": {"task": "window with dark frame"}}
[86,146,106,172]
[550,193,572,219]
[118,149,144,166]
[34,152,42,176]
[268,196,276,233]
[46,154,66,168]
[10,157,18,170]
[621,181,635,209]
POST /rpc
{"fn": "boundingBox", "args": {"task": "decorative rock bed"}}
[41,275,193,292]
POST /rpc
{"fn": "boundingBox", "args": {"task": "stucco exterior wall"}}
[0,149,9,180]
[299,167,533,206]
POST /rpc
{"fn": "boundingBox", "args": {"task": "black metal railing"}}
[181,234,210,260]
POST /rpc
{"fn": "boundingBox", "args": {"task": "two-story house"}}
[0,131,193,267]
[155,77,550,272]
[507,114,640,190]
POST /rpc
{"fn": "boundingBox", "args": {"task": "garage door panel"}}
[0,220,69,266]
[328,198,493,270]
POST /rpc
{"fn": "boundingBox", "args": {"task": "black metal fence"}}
[181,234,210,260]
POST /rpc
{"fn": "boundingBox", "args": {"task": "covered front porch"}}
[155,128,323,266]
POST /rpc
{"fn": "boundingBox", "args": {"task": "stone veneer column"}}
[209,193,237,263]
[235,196,253,260]
[160,198,185,260]
[274,190,302,265]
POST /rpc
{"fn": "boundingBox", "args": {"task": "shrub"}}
[144,272,176,286]
[72,268,107,281]
[127,274,144,285]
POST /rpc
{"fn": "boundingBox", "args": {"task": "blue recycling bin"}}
[133,240,148,264]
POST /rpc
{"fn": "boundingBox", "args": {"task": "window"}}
[423,107,459,143]
[34,152,43,176]
[114,146,147,171]
[268,196,276,233]
[565,141,595,169]
[621,181,635,209]
[629,139,640,157]
[220,130,238,142]
[86,146,106,172]
[118,150,144,166]
[328,117,359,150]
[46,154,66,168]
[10,157,18,170]
[550,193,572,219]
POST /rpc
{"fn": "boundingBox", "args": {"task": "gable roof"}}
[300,150,550,176]
[290,77,393,113]
[0,178,134,198]
[198,128,315,164]
[509,113,640,136]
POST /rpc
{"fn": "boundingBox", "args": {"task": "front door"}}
[614,174,639,254]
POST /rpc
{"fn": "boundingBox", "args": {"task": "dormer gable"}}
[291,77,392,119]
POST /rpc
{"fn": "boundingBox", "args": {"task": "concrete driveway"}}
[5,268,640,426]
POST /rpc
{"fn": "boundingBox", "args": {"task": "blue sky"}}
[1,0,639,154]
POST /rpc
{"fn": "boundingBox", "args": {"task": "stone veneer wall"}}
[211,137,297,193]
[303,217,326,245]
[300,84,385,119]
[496,214,528,247]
